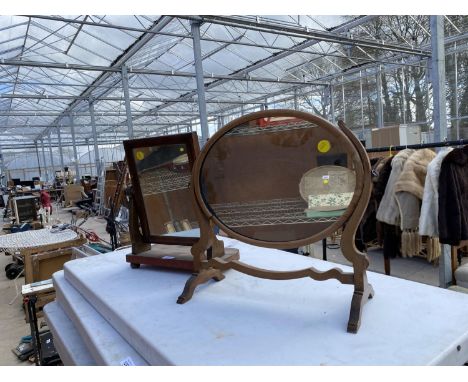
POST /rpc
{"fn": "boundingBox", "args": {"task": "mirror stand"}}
[123,132,240,274]
[177,187,240,304]
[179,210,373,333]
[177,111,374,333]
[126,189,195,271]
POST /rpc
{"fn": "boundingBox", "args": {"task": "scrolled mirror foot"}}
[346,283,374,334]
[177,268,225,304]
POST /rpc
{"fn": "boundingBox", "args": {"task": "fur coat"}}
[356,157,392,251]
[419,147,453,237]
[393,149,436,258]
[376,149,415,226]
[439,146,468,246]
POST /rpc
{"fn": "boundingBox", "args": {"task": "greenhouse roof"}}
[0,15,467,149]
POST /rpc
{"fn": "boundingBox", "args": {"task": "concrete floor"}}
[0,202,109,366]
[0,202,466,365]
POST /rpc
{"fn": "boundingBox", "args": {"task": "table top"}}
[0,228,78,252]
[22,279,54,296]
[61,238,468,365]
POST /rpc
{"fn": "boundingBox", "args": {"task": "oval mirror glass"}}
[199,113,359,244]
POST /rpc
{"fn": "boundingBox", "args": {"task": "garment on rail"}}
[355,157,382,251]
[438,145,468,246]
[419,147,453,261]
[376,149,415,227]
[393,149,436,258]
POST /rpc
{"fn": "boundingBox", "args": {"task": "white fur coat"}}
[376,149,415,226]
[419,147,453,237]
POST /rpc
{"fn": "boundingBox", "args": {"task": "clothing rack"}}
[367,139,468,287]
[319,138,468,287]
[366,138,468,153]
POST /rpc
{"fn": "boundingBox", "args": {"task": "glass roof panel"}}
[0,15,464,147]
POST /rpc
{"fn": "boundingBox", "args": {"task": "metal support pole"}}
[430,15,447,144]
[217,116,224,131]
[329,84,335,123]
[360,71,365,140]
[425,60,430,130]
[0,145,6,187]
[40,139,47,182]
[34,141,41,178]
[69,113,80,180]
[88,98,101,175]
[57,126,65,171]
[401,67,407,124]
[48,132,55,182]
[191,20,209,145]
[294,88,298,110]
[341,78,346,122]
[121,65,134,139]
[430,16,450,287]
[454,44,460,140]
[376,66,384,128]
[86,138,93,176]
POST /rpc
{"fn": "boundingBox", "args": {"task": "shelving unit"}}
[211,197,340,227]
[139,167,191,196]
[226,120,316,137]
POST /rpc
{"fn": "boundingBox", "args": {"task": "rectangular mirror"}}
[123,133,200,246]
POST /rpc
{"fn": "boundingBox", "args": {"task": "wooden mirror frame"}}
[124,132,240,273]
[123,132,200,247]
[178,110,374,333]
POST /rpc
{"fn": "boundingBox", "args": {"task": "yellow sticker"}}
[323,179,329,185]
[135,151,145,161]
[317,140,331,153]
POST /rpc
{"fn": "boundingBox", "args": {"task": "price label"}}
[317,140,331,153]
[135,151,144,161]
[120,357,135,366]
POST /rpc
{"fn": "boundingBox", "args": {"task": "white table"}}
[45,239,468,365]
[43,301,96,366]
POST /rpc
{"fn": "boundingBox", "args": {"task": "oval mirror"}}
[195,110,362,247]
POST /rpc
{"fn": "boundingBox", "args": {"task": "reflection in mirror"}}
[200,116,358,242]
[132,143,198,238]
[300,165,356,219]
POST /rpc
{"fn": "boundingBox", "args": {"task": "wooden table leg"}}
[451,246,458,285]
[384,256,391,276]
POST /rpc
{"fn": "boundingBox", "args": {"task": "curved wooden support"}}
[190,182,217,271]
[337,120,374,333]
[129,194,151,255]
[337,120,372,269]
[347,277,375,333]
[208,257,354,284]
[177,268,225,304]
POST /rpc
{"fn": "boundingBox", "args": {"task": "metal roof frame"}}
[0,15,467,150]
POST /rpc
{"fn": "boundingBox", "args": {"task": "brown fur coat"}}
[439,146,468,246]
[394,149,436,258]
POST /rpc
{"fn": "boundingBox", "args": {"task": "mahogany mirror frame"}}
[123,132,200,247]
[179,109,374,333]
